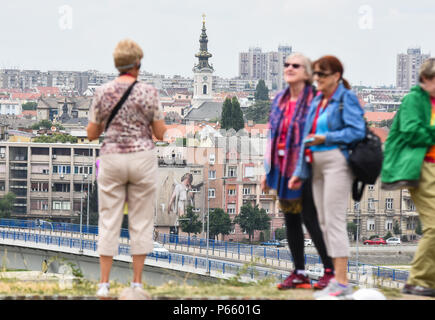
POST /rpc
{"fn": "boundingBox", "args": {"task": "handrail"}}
[0,218,410,283]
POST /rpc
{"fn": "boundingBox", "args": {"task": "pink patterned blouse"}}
[88,80,164,155]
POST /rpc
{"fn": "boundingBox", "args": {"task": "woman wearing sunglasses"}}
[262,53,334,291]
[289,55,365,299]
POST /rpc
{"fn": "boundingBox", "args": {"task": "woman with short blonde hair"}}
[87,38,167,298]
[113,39,144,73]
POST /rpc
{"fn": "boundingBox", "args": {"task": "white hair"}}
[285,52,313,83]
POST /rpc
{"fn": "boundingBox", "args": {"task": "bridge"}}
[0,218,409,289]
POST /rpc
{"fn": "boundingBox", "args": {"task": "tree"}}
[393,220,402,235]
[31,120,53,130]
[274,227,286,241]
[347,222,358,241]
[231,96,245,132]
[254,79,270,101]
[33,133,77,143]
[384,231,393,240]
[0,192,16,218]
[415,218,422,236]
[220,97,232,130]
[233,203,271,243]
[220,96,245,132]
[179,206,202,237]
[88,181,99,226]
[209,208,233,240]
[244,101,270,124]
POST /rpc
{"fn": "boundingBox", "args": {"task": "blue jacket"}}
[293,83,366,179]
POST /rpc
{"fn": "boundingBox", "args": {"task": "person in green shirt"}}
[381,58,435,297]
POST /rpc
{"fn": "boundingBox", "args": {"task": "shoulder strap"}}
[105,80,138,131]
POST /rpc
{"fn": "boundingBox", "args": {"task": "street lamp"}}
[205,175,229,274]
[79,174,87,254]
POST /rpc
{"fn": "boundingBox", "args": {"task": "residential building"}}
[239,45,292,91]
[396,47,430,90]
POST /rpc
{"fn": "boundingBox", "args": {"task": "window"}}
[228,167,237,177]
[53,165,71,174]
[243,187,251,195]
[385,219,393,231]
[244,166,254,178]
[209,154,215,164]
[367,219,375,231]
[368,185,375,191]
[368,198,375,211]
[31,182,49,192]
[227,204,236,215]
[52,201,62,210]
[208,188,215,198]
[353,202,360,212]
[385,198,393,210]
[228,189,236,196]
[208,170,216,179]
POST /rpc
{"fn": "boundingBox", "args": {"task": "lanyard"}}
[310,89,337,134]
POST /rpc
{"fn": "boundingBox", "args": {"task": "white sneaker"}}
[96,283,110,298]
[313,279,354,300]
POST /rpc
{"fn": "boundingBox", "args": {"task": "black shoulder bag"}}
[339,95,383,201]
[105,80,138,131]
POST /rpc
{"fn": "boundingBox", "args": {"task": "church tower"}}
[192,14,214,108]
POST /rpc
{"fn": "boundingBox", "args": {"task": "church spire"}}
[194,14,213,71]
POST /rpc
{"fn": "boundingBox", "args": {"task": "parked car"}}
[279,239,288,246]
[386,237,401,245]
[151,242,169,258]
[363,238,387,245]
[260,240,281,247]
[304,239,313,246]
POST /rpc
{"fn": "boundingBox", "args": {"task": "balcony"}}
[259,194,275,200]
[242,194,256,200]
[385,209,395,216]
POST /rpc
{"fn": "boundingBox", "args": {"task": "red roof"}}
[369,127,389,143]
[36,87,61,96]
[11,92,41,100]
[364,112,396,122]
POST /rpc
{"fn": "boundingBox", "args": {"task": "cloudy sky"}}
[0,0,434,86]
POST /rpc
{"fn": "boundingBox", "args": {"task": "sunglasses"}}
[284,63,302,69]
[313,71,333,78]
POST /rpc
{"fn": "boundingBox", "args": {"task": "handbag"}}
[339,96,384,201]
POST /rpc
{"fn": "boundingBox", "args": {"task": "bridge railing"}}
[0,218,410,283]
[0,228,287,283]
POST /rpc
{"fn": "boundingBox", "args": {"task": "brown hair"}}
[312,55,351,89]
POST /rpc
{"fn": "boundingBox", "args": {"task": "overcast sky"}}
[0,0,434,87]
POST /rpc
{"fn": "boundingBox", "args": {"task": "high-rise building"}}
[396,47,430,90]
[238,45,292,91]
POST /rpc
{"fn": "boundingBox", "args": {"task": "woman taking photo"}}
[289,55,365,299]
[262,53,334,290]
[87,39,167,298]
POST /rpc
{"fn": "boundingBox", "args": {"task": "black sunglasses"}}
[313,71,333,78]
[284,63,302,69]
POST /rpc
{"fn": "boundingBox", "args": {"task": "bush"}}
[383,231,393,240]
[401,235,409,242]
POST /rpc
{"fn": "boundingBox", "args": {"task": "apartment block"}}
[239,45,292,91]
[0,142,98,221]
[396,47,431,90]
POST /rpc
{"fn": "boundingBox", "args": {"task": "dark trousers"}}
[281,178,334,271]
